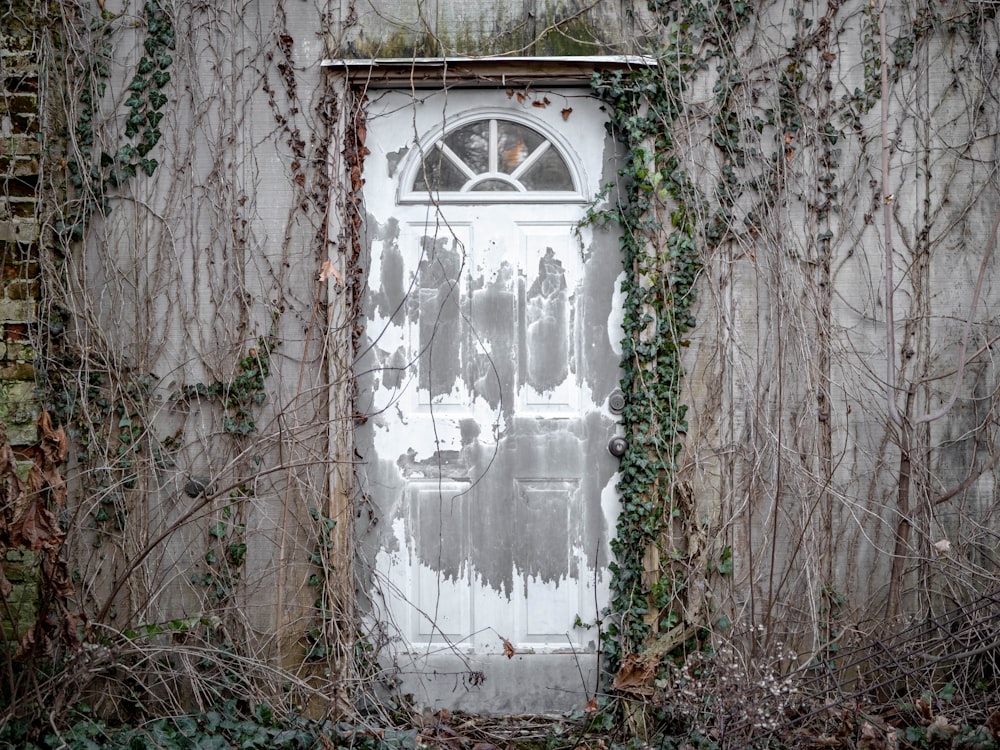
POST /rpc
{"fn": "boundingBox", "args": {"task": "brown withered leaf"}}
[26,464,45,495]
[9,496,65,550]
[501,636,515,659]
[15,621,39,660]
[926,714,958,743]
[319,259,343,286]
[37,412,68,467]
[0,570,12,599]
[811,736,840,747]
[612,652,657,694]
[62,611,85,649]
[585,696,599,714]
[857,721,897,750]
[916,695,932,722]
[987,709,1000,739]
[42,549,75,598]
[561,108,573,120]
[36,412,68,506]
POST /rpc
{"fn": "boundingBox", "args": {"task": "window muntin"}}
[402,115,582,203]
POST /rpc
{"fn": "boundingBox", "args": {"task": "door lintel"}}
[321,55,655,89]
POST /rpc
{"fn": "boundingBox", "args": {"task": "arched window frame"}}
[397,108,588,205]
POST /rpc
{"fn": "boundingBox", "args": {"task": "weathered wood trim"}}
[321,55,655,88]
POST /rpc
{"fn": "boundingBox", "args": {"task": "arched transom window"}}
[400,113,584,203]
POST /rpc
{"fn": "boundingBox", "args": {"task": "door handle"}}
[608,436,628,458]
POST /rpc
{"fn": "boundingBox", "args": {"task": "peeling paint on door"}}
[525,246,570,391]
[356,87,623,707]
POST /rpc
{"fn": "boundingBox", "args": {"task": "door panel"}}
[358,86,622,711]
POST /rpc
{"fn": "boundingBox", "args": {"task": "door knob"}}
[608,436,628,458]
[608,389,626,414]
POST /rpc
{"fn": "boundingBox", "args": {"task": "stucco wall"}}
[21,0,1000,713]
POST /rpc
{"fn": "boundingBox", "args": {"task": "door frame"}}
[324,55,652,714]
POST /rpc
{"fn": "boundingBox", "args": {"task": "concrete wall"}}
[10,0,1000,712]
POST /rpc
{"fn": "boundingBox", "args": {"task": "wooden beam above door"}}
[321,55,656,88]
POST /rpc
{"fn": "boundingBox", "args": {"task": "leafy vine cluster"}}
[591,1,752,673]
[26,0,298,718]
[55,0,173,243]
[594,0,1000,696]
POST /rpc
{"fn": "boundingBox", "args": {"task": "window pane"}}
[520,148,574,190]
[497,122,544,174]
[471,179,517,192]
[444,122,490,174]
[413,150,466,191]
[406,118,579,199]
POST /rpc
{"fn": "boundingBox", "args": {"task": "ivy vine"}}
[56,0,174,242]
[591,0,951,678]
[177,337,274,438]
[590,3,754,672]
[592,54,701,672]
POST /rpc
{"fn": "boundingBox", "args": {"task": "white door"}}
[357,86,623,712]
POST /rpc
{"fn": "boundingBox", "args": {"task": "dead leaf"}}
[0,570,12,599]
[585,696,599,713]
[15,622,38,660]
[9,496,65,550]
[612,652,657,694]
[858,721,898,750]
[43,549,75,598]
[917,695,932,721]
[987,709,1000,739]
[933,538,952,554]
[37,412,68,468]
[822,50,836,61]
[501,636,515,659]
[561,108,573,120]
[927,714,958,742]
[320,259,344,286]
[811,736,840,747]
[35,412,67,506]
[61,610,84,649]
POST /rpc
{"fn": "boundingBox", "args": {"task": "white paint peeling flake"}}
[359,87,622,657]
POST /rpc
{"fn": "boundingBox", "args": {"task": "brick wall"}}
[1,2,43,644]
[1,5,41,448]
